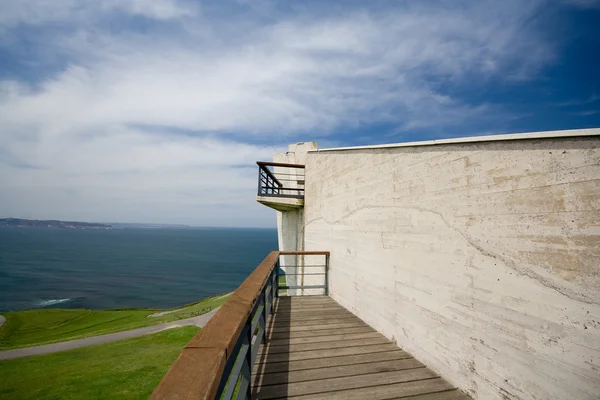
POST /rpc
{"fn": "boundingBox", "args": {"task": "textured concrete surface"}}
[302,133,600,400]
[0,307,219,361]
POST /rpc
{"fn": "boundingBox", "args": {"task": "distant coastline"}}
[0,218,113,230]
[0,218,275,230]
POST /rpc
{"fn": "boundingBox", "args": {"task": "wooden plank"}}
[268,312,358,322]
[275,303,339,309]
[269,316,360,326]
[274,303,340,310]
[277,297,333,303]
[253,367,438,399]
[274,306,346,314]
[275,300,340,306]
[282,378,455,400]
[269,312,354,321]
[252,357,423,387]
[268,321,367,334]
[267,331,382,346]
[400,390,471,400]
[266,326,375,340]
[276,297,334,304]
[273,307,349,315]
[253,349,412,374]
[273,307,346,315]
[271,308,348,317]
[274,303,337,310]
[254,343,400,363]
[275,298,338,304]
[271,315,355,323]
[269,312,360,322]
[274,306,332,311]
[275,301,341,307]
[276,296,334,301]
[259,337,390,355]
[269,319,363,329]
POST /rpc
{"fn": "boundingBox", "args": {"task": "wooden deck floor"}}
[252,296,469,400]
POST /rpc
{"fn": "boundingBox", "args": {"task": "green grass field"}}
[0,326,198,400]
[0,293,231,350]
[279,273,287,295]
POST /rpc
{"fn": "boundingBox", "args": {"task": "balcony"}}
[256,162,305,212]
[151,251,468,400]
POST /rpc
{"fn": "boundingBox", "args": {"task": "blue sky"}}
[0,0,598,227]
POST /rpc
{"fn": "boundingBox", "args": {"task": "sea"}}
[0,227,278,312]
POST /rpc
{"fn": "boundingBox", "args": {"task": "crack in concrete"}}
[306,204,397,227]
[308,203,596,305]
[407,206,596,305]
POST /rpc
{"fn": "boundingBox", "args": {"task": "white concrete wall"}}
[276,209,303,294]
[273,142,318,295]
[302,132,600,400]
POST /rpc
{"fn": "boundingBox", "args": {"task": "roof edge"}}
[308,128,600,153]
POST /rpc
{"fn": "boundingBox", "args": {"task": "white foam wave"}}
[38,298,73,307]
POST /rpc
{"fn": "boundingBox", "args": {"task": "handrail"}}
[150,250,329,400]
[280,250,329,255]
[256,161,305,168]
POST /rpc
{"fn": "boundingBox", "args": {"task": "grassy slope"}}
[0,293,231,350]
[278,274,287,296]
[0,326,199,400]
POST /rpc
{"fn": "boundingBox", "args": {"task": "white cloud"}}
[0,0,559,225]
[0,0,195,29]
[101,0,196,19]
[1,1,554,131]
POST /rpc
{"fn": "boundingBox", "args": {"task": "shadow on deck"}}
[252,296,469,400]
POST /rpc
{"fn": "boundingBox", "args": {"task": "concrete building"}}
[257,128,600,400]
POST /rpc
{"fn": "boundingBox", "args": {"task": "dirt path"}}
[0,315,5,329]
[0,307,219,361]
[149,292,231,318]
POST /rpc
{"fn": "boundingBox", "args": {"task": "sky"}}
[0,0,599,227]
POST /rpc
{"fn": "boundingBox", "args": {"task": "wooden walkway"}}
[252,296,469,400]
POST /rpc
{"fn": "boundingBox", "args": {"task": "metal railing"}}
[278,251,329,296]
[150,250,330,400]
[257,162,305,199]
[215,265,277,400]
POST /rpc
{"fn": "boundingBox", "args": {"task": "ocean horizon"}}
[0,226,278,312]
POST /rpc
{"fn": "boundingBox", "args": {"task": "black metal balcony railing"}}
[256,162,305,199]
